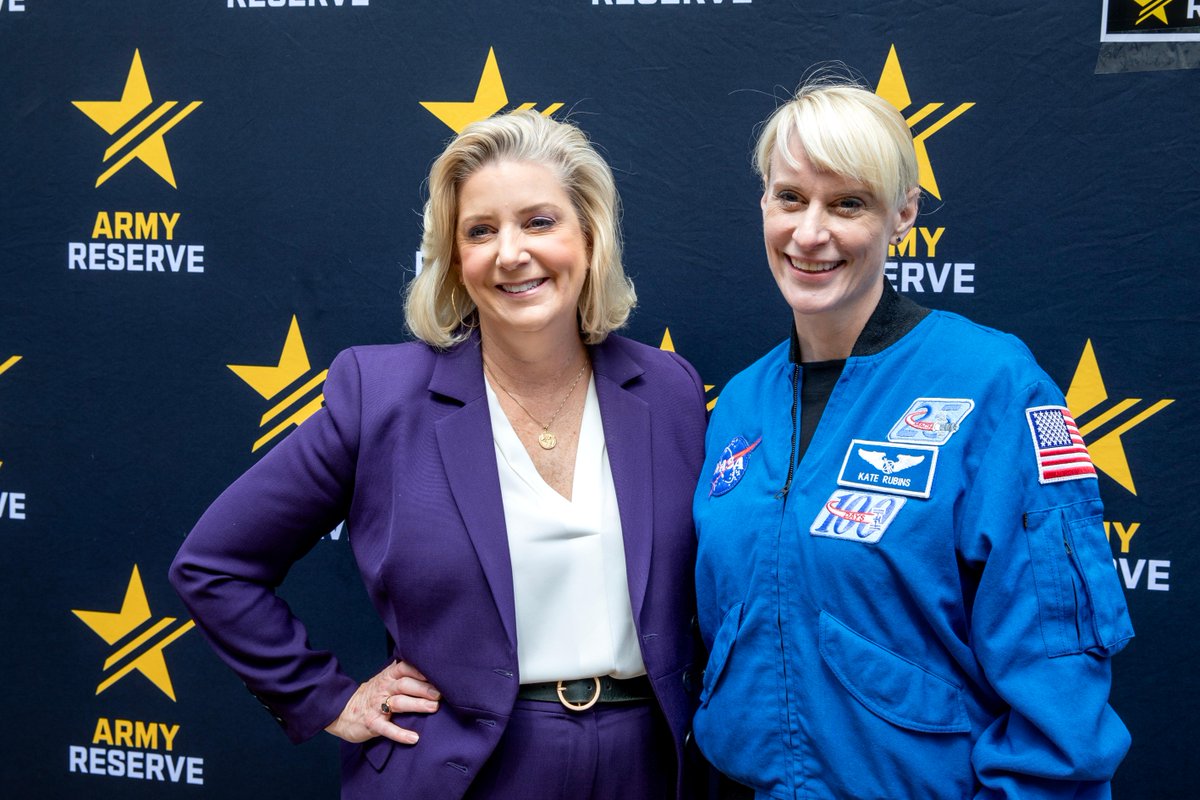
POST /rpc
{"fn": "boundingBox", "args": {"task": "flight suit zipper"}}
[776,363,801,499]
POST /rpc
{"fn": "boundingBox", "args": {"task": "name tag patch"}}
[810,490,907,544]
[837,439,938,498]
[887,398,974,445]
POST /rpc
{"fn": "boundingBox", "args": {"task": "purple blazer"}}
[169,332,708,799]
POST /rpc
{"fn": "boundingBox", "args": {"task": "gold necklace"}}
[483,356,589,450]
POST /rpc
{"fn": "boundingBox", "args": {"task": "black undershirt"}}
[797,359,845,462]
[788,281,930,463]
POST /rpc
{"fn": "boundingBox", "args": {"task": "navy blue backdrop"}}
[1,1,1196,796]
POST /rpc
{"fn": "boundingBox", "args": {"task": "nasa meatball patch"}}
[709,435,762,497]
[837,439,938,499]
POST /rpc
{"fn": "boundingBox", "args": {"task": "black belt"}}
[517,675,654,711]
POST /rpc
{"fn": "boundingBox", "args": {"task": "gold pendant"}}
[538,430,557,450]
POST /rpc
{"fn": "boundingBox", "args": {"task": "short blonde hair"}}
[406,110,635,348]
[755,79,918,212]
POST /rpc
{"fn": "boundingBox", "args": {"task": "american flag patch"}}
[1025,405,1097,484]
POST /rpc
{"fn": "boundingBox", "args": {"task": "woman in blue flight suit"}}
[692,77,1134,799]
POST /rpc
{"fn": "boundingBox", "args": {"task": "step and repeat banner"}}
[2,1,1196,797]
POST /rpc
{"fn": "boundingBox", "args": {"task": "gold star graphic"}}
[1133,0,1172,26]
[1065,340,1173,495]
[72,49,202,188]
[875,45,974,201]
[228,316,328,453]
[228,315,312,400]
[72,565,195,701]
[420,48,563,134]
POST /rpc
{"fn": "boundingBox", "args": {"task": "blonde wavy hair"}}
[755,77,918,212]
[405,110,635,348]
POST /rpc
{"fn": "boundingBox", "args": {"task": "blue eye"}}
[465,225,491,239]
[776,190,802,205]
[528,216,555,230]
[836,197,865,212]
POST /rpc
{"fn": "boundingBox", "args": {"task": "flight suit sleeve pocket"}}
[699,602,743,706]
[818,611,969,734]
[1064,510,1135,656]
[1024,501,1134,658]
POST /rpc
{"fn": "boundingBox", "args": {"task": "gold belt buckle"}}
[556,677,602,711]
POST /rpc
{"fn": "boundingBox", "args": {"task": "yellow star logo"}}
[72,49,202,188]
[228,315,311,399]
[72,565,195,701]
[1133,0,1173,25]
[227,316,328,453]
[875,45,974,201]
[420,48,564,133]
[1065,340,1173,495]
[660,328,718,411]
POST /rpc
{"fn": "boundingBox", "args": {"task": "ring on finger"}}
[380,697,392,715]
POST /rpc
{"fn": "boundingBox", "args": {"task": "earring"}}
[450,284,476,330]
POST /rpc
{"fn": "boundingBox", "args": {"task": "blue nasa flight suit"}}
[693,289,1133,800]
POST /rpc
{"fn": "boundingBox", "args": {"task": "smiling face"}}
[761,139,918,359]
[456,159,589,346]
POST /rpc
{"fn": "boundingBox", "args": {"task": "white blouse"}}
[484,376,647,683]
